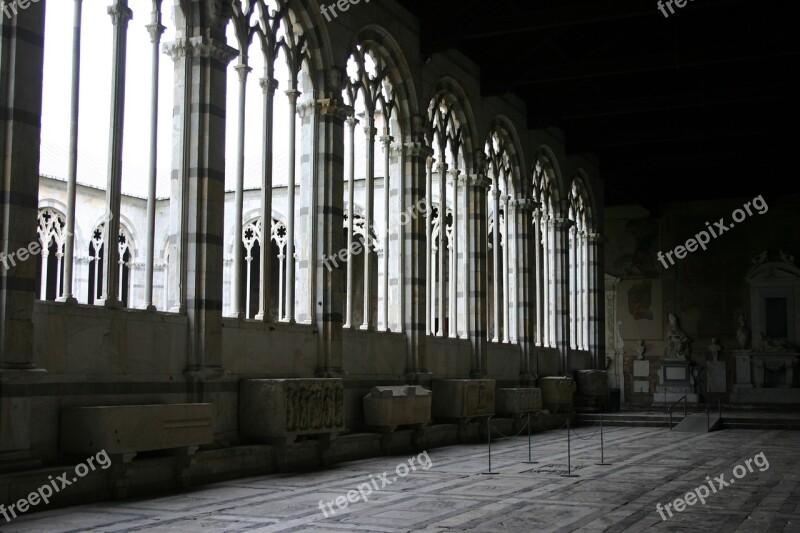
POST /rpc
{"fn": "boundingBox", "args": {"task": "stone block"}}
[706,361,727,393]
[633,360,650,377]
[575,369,609,397]
[363,385,432,430]
[239,379,345,443]
[495,388,542,415]
[538,376,576,413]
[431,379,495,419]
[60,404,215,456]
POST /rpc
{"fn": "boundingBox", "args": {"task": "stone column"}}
[0,0,48,461]
[98,0,133,308]
[230,61,252,319]
[514,198,537,383]
[255,77,278,322]
[424,155,433,335]
[587,232,605,367]
[360,117,377,330]
[344,116,357,328]
[533,209,543,348]
[437,161,448,337]
[380,131,392,332]
[284,88,300,323]
[490,185,501,342]
[402,130,431,380]
[165,4,237,375]
[569,225,578,348]
[60,0,83,304]
[466,158,490,377]
[143,0,165,311]
[314,97,347,376]
[448,168,460,338]
[553,218,574,373]
[501,193,510,343]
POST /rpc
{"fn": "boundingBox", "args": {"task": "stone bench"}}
[432,379,495,420]
[239,378,345,444]
[60,403,215,459]
[363,385,432,431]
[496,387,542,415]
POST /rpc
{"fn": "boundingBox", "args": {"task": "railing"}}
[706,398,722,431]
[667,395,687,431]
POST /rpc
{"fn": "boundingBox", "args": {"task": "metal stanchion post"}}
[561,418,579,477]
[596,412,611,465]
[482,416,498,475]
[523,411,538,464]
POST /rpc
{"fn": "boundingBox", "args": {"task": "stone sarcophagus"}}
[432,379,495,420]
[363,385,432,430]
[575,369,609,396]
[240,379,344,443]
[496,388,542,415]
[538,376,577,413]
[60,404,215,456]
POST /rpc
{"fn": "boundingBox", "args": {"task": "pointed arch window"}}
[342,43,400,332]
[427,95,466,338]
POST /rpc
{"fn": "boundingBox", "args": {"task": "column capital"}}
[468,174,491,190]
[586,232,606,244]
[285,88,301,104]
[234,63,252,81]
[108,3,133,27]
[512,197,536,212]
[316,98,350,119]
[259,77,279,95]
[403,141,433,160]
[379,134,393,146]
[553,217,575,230]
[437,161,448,175]
[146,23,166,44]
[363,125,378,139]
[163,37,238,65]
[297,100,316,118]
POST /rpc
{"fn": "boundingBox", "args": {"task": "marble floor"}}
[4,425,798,532]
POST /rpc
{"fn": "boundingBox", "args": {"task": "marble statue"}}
[736,314,751,349]
[664,313,691,360]
[759,332,800,353]
[708,337,722,362]
[636,339,647,360]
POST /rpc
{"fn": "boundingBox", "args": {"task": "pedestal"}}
[654,360,697,404]
[706,361,727,393]
[732,349,753,391]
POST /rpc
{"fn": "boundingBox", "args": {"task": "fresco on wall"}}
[612,218,659,276]
[618,277,662,340]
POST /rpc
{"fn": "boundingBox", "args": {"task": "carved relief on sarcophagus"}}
[431,379,496,420]
[239,379,345,443]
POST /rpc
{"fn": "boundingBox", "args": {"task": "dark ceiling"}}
[395,0,800,208]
